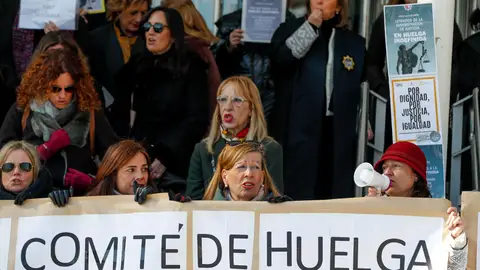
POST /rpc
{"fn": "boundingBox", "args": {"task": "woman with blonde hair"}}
[186,76,283,200]
[161,0,221,117]
[203,142,283,201]
[0,141,53,205]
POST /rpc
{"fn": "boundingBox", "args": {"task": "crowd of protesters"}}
[0,0,472,268]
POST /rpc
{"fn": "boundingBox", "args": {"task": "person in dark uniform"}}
[270,0,365,200]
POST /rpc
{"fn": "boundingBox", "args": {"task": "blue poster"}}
[418,144,444,198]
[384,4,437,77]
[241,0,286,43]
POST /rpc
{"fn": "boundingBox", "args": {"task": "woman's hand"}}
[228,29,244,51]
[308,9,323,28]
[446,207,465,239]
[44,21,60,33]
[49,187,73,207]
[367,187,381,197]
[133,180,154,205]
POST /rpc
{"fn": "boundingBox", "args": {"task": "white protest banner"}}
[384,3,445,198]
[0,194,453,269]
[241,0,287,43]
[19,0,79,30]
[0,218,11,270]
[260,213,445,269]
[15,212,187,270]
[193,211,255,269]
[80,0,105,14]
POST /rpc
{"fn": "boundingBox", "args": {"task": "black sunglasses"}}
[143,22,168,33]
[1,162,32,173]
[52,85,76,93]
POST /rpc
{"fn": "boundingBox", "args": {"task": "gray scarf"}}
[29,99,90,147]
[225,185,266,201]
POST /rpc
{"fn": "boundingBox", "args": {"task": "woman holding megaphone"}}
[367,141,467,269]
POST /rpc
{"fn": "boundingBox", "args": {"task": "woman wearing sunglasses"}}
[203,142,287,201]
[0,141,53,205]
[0,49,119,195]
[186,76,284,200]
[115,7,209,192]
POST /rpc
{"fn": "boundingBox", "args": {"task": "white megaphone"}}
[354,162,391,192]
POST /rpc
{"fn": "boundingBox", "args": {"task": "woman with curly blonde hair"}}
[0,48,119,195]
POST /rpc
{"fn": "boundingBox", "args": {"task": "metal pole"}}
[455,0,468,38]
[213,0,222,33]
[472,88,480,190]
[356,83,369,197]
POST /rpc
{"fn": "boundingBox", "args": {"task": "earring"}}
[336,10,339,14]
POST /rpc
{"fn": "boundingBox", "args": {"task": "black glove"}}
[267,195,293,203]
[49,187,73,207]
[173,193,191,203]
[133,180,154,205]
[14,189,33,206]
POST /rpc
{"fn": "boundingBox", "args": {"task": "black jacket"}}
[117,51,210,179]
[212,9,296,122]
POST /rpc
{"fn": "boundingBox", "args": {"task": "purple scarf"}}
[12,12,35,78]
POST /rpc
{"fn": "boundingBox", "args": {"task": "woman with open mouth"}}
[116,7,210,194]
[203,141,282,201]
[0,141,53,205]
[186,76,284,200]
[368,141,467,270]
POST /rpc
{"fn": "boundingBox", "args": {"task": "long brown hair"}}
[17,48,100,112]
[203,142,280,200]
[161,0,218,43]
[31,31,83,61]
[88,140,156,196]
[306,0,349,28]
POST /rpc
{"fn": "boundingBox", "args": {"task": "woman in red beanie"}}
[368,141,467,270]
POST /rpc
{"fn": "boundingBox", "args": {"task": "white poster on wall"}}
[193,211,255,270]
[0,218,11,270]
[259,213,446,269]
[15,212,187,270]
[19,0,79,30]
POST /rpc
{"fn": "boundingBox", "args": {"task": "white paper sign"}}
[259,213,446,270]
[15,212,187,270]
[391,77,441,143]
[19,0,79,30]
[0,218,12,270]
[193,211,255,270]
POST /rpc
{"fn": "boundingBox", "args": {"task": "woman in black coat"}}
[0,49,119,195]
[270,0,365,200]
[116,7,209,188]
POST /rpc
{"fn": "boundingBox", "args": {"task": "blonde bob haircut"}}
[203,142,280,200]
[0,141,41,180]
[205,76,269,154]
[307,0,350,28]
[161,0,219,44]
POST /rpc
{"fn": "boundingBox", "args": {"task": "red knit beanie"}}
[374,142,427,182]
